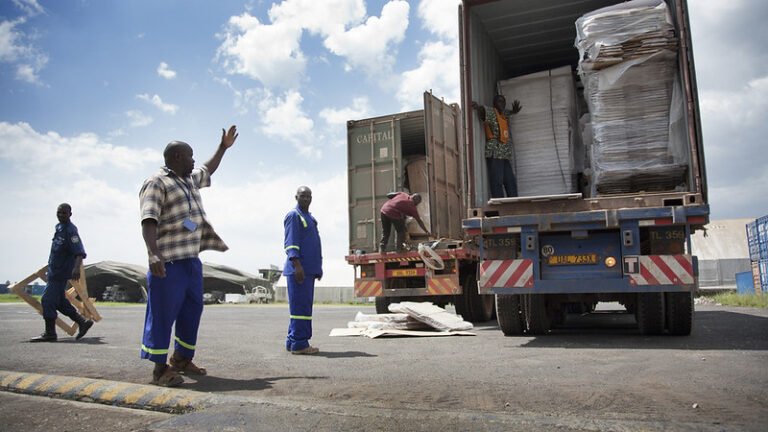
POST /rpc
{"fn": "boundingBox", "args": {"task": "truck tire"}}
[524,294,550,335]
[454,273,493,323]
[665,291,693,336]
[636,292,664,335]
[495,294,524,336]
[375,297,393,314]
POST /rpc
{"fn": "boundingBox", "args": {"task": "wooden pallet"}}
[9,263,102,337]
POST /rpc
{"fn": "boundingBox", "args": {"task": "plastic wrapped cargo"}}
[576,0,688,195]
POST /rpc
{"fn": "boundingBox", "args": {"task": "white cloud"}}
[0,121,159,175]
[12,0,44,17]
[137,93,179,115]
[418,0,460,40]
[0,19,25,61]
[0,122,161,284]
[257,89,319,159]
[319,97,371,126]
[157,61,177,79]
[395,1,461,110]
[0,15,48,84]
[700,76,768,127]
[214,76,266,115]
[397,40,459,110]
[323,0,409,76]
[203,171,352,287]
[125,110,154,127]
[217,12,306,88]
[216,0,409,87]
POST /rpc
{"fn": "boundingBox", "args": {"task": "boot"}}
[30,319,57,342]
[70,313,94,340]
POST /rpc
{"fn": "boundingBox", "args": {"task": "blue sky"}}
[1,0,766,286]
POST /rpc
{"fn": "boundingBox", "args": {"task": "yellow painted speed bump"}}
[0,370,213,414]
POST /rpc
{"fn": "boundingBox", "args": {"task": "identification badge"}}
[182,218,198,232]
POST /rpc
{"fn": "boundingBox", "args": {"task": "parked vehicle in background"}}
[203,290,225,304]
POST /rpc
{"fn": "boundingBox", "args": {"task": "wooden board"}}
[10,266,77,336]
[9,263,103,336]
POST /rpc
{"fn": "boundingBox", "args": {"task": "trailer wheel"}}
[665,291,693,336]
[496,294,524,335]
[454,272,493,323]
[636,292,664,335]
[375,297,395,314]
[524,294,551,335]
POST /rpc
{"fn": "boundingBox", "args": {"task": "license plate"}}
[547,254,599,265]
[391,269,418,277]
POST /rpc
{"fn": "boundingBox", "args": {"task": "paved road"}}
[1,301,767,431]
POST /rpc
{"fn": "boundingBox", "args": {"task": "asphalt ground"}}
[1,301,767,431]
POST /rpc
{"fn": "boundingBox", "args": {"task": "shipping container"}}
[760,259,768,293]
[347,92,465,253]
[757,215,768,261]
[746,220,760,262]
[460,0,709,335]
[346,92,493,322]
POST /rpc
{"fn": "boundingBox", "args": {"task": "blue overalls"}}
[42,222,86,320]
[141,258,203,363]
[283,206,323,352]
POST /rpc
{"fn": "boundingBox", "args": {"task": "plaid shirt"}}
[139,166,228,262]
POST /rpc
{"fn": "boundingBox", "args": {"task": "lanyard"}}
[170,174,196,216]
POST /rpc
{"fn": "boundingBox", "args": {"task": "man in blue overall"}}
[30,203,94,342]
[283,186,323,355]
[139,125,238,387]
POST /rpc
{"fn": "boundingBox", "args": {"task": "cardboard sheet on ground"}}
[330,302,475,338]
[330,327,474,338]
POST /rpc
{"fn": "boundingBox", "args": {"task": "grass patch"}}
[706,292,768,308]
[0,293,37,303]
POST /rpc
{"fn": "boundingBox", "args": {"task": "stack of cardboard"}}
[576,0,687,195]
[498,65,580,197]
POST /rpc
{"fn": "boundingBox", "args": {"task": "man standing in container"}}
[30,203,94,342]
[379,191,431,253]
[283,186,323,355]
[139,125,238,387]
[472,95,522,198]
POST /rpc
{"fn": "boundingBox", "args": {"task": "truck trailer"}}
[345,92,494,323]
[459,0,708,335]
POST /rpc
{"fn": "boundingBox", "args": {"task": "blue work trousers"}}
[140,258,203,363]
[486,157,518,198]
[41,278,78,320]
[286,274,315,352]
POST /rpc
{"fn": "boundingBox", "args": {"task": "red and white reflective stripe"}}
[479,259,533,289]
[428,276,460,295]
[355,280,383,297]
[492,227,522,233]
[639,218,672,226]
[629,255,694,285]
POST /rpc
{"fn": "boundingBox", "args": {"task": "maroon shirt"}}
[381,192,419,220]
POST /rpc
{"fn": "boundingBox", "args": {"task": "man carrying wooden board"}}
[30,203,94,342]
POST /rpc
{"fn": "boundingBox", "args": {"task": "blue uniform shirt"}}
[283,206,323,277]
[47,221,87,281]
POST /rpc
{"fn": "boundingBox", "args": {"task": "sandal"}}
[170,354,208,376]
[291,346,319,355]
[151,367,184,387]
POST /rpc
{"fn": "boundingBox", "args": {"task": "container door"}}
[347,118,404,253]
[423,92,465,240]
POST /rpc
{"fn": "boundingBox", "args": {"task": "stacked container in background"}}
[746,215,768,293]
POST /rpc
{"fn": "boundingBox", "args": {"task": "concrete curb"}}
[0,370,219,413]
